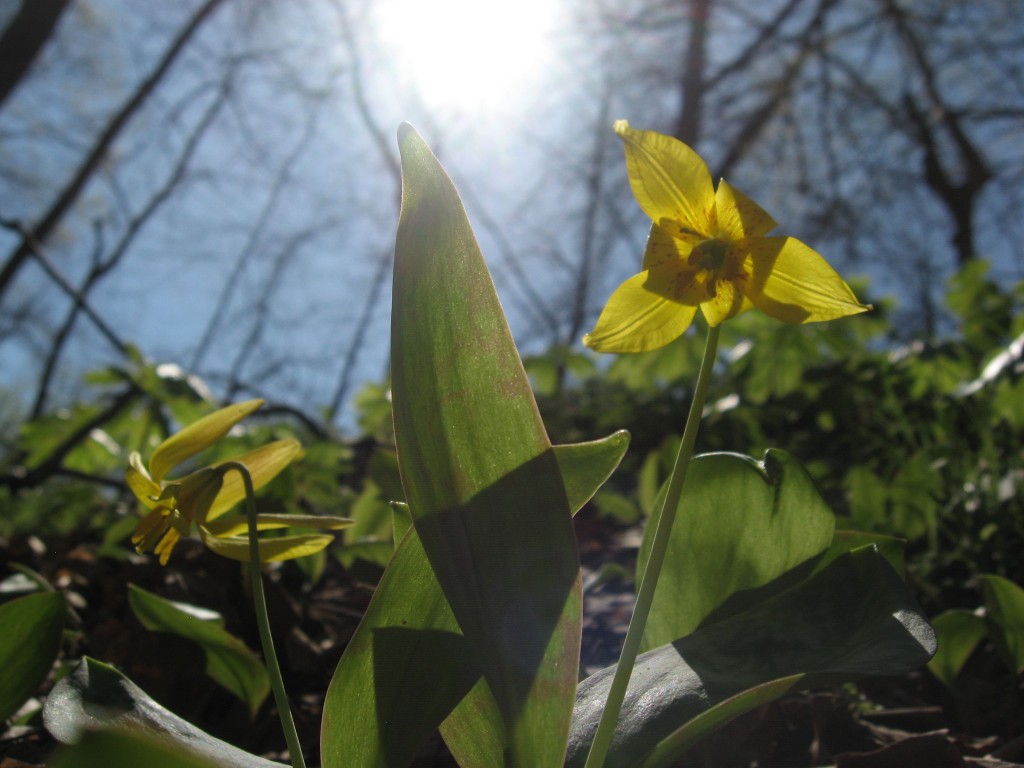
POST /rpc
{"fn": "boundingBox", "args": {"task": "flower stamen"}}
[691,238,728,271]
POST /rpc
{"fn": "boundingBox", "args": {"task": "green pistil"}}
[693,238,727,271]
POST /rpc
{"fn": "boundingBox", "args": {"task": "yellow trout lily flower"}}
[584,121,870,353]
[127,399,351,565]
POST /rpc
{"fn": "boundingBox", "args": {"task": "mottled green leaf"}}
[320,432,630,768]
[390,123,581,765]
[439,433,630,768]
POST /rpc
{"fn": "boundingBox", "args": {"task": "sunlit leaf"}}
[390,123,581,765]
[320,432,630,768]
[638,450,834,649]
[440,432,631,767]
[320,528,475,768]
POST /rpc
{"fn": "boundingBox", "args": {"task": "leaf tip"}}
[397,121,418,144]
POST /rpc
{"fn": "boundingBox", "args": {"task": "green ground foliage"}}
[0,260,1021,765]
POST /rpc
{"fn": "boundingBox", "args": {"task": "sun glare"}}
[374,0,559,114]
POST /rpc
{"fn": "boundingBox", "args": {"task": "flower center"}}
[691,238,728,272]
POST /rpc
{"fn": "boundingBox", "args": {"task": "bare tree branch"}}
[28,78,232,416]
[188,104,320,370]
[0,0,229,302]
[0,218,130,358]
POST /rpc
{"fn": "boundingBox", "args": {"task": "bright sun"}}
[373,0,560,114]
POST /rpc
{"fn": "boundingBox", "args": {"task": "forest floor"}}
[1,511,1022,768]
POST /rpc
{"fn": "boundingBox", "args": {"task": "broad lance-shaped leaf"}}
[565,546,937,768]
[638,450,835,651]
[439,434,631,768]
[0,591,65,722]
[390,122,581,765]
[320,432,630,768]
[43,657,283,768]
[127,584,269,718]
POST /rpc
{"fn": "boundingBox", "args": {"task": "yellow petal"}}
[742,237,871,324]
[126,452,161,510]
[641,222,700,272]
[199,528,335,563]
[174,467,225,527]
[699,276,755,326]
[614,120,715,237]
[203,513,353,537]
[206,439,302,521]
[149,399,264,484]
[643,226,721,305]
[583,271,697,353]
[132,506,170,550]
[712,179,777,240]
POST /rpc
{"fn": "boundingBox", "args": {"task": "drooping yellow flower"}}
[128,399,351,565]
[583,121,870,353]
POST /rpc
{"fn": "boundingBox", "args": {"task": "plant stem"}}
[221,462,307,768]
[582,324,721,768]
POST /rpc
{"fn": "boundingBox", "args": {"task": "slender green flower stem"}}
[583,324,721,768]
[221,462,307,768]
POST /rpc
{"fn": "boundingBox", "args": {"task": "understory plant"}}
[33,123,938,768]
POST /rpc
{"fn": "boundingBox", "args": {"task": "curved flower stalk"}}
[127,398,350,565]
[582,123,871,768]
[584,121,870,353]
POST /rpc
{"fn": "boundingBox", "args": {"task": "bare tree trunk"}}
[675,0,713,145]
[0,0,228,302]
[884,0,991,266]
[0,0,71,110]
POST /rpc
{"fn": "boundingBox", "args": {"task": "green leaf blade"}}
[321,528,478,768]
[51,728,224,768]
[567,547,937,768]
[390,123,582,766]
[638,449,835,649]
[981,574,1024,674]
[43,657,283,768]
[127,584,269,718]
[0,591,65,722]
[927,609,988,687]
